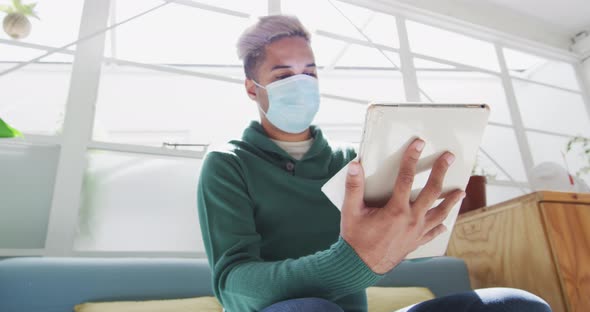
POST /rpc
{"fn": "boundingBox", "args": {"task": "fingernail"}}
[444,153,455,165]
[460,191,467,199]
[415,140,425,152]
[348,162,359,176]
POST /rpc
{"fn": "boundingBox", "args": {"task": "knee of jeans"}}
[480,288,552,311]
[303,298,344,311]
[261,297,343,312]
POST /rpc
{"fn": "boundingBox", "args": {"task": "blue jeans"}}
[260,288,552,312]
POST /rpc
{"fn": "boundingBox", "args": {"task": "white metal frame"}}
[396,17,420,102]
[1,0,590,257]
[494,44,536,182]
[42,0,112,257]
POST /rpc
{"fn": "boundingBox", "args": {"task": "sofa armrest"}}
[374,256,472,297]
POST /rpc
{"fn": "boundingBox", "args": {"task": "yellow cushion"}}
[74,296,223,312]
[367,287,435,312]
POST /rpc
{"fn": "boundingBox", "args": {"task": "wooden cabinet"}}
[447,191,590,312]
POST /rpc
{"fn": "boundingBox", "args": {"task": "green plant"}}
[0,0,39,19]
[565,136,590,177]
[1,0,39,39]
[0,117,22,138]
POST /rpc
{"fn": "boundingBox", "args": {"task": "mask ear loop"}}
[251,79,271,117]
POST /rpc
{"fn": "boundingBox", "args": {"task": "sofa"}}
[0,256,471,312]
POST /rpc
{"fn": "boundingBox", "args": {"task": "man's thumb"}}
[343,161,364,213]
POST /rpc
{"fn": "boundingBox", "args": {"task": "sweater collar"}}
[242,121,328,161]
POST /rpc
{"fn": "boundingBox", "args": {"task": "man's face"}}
[246,36,317,113]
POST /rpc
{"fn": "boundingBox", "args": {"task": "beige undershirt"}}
[271,138,315,160]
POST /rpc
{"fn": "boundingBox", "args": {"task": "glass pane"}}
[527,131,590,186]
[0,43,43,61]
[407,20,499,71]
[316,97,366,125]
[316,97,366,145]
[479,126,528,182]
[94,65,257,146]
[513,80,590,136]
[75,150,203,252]
[416,70,512,124]
[0,142,60,248]
[112,0,265,66]
[504,48,580,91]
[0,0,84,47]
[360,12,399,47]
[185,0,265,15]
[319,124,363,146]
[413,58,455,69]
[335,45,400,69]
[319,69,405,103]
[283,0,399,47]
[0,54,72,135]
[486,184,530,206]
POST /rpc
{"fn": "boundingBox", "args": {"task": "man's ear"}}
[245,79,257,101]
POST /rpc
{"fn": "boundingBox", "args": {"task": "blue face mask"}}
[253,74,320,134]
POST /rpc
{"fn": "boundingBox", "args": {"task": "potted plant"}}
[0,0,39,40]
[459,156,497,214]
[565,135,590,180]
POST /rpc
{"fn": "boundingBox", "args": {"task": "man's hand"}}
[340,139,465,274]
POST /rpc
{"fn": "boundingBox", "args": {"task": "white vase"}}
[3,13,31,39]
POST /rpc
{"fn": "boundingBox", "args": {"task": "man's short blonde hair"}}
[237,15,311,79]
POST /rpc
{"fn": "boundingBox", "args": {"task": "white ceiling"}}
[483,0,590,34]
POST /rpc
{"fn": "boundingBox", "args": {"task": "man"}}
[197,15,551,312]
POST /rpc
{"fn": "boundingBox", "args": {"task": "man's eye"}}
[304,72,317,78]
[276,74,292,80]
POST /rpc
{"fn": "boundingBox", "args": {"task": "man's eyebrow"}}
[271,65,292,71]
[270,63,316,71]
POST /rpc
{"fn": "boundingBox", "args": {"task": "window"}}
[407,20,499,71]
[0,0,84,135]
[504,48,581,91]
[75,150,203,252]
[513,81,589,136]
[415,69,512,124]
[2,0,589,257]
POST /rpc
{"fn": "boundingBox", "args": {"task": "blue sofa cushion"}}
[0,257,214,312]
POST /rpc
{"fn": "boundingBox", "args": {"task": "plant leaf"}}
[0,4,15,13]
[0,118,23,138]
[12,0,24,11]
[22,3,38,17]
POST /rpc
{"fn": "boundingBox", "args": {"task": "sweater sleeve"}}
[197,151,381,312]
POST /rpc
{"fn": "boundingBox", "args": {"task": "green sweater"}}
[197,121,382,312]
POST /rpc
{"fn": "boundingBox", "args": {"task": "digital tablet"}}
[321,103,490,259]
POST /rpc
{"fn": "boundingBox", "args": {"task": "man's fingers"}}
[412,152,455,216]
[389,139,424,209]
[423,190,465,233]
[342,161,366,217]
[418,224,447,246]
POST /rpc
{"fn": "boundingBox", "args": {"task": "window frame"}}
[1,0,589,257]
